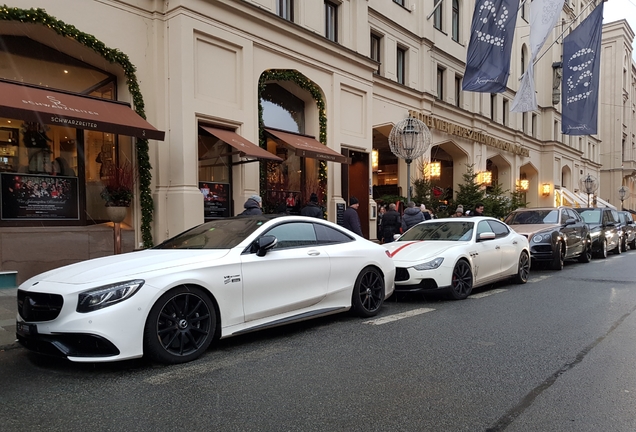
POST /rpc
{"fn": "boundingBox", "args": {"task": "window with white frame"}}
[397,46,407,85]
[325,1,338,42]
[452,0,460,42]
[277,0,293,21]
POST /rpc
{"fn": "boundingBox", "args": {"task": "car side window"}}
[487,220,510,238]
[611,210,619,223]
[566,209,580,222]
[314,223,354,245]
[265,222,317,250]
[619,213,626,224]
[477,221,492,236]
[560,209,568,223]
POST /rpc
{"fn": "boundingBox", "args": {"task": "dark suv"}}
[574,208,622,258]
[504,206,591,270]
[618,211,636,250]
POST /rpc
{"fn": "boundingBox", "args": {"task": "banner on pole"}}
[463,0,520,93]
[511,0,565,112]
[561,3,604,135]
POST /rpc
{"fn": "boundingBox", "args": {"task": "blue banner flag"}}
[562,3,604,136]
[462,0,520,93]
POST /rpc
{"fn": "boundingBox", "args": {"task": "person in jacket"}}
[382,203,401,243]
[377,205,386,242]
[420,203,432,220]
[240,195,262,215]
[342,196,363,236]
[452,205,464,217]
[402,201,425,232]
[300,193,323,218]
[472,202,485,217]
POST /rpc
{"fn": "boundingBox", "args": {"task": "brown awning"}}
[265,128,349,164]
[200,126,282,162]
[0,80,165,140]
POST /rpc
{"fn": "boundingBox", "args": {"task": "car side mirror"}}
[393,234,401,240]
[564,218,576,226]
[255,235,277,257]
[478,232,496,241]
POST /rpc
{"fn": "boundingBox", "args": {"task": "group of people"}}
[376,201,433,243]
[239,192,324,218]
[451,203,484,218]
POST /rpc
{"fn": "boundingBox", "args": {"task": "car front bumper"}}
[392,264,453,293]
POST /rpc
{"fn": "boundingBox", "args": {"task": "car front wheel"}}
[515,251,530,284]
[551,242,564,270]
[351,266,385,317]
[144,285,216,364]
[597,239,608,259]
[613,238,622,255]
[578,237,592,263]
[448,260,473,300]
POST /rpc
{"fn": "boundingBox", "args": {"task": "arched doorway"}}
[520,162,539,207]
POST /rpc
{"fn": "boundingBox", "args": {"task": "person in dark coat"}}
[382,203,401,243]
[239,195,262,215]
[342,196,363,237]
[402,201,425,232]
[300,193,323,218]
[472,202,485,217]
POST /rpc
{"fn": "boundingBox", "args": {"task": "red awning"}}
[200,126,282,162]
[0,80,164,140]
[265,128,349,164]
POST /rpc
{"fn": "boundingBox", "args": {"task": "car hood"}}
[509,223,557,237]
[25,249,232,285]
[384,240,464,263]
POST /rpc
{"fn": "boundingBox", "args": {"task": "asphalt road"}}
[1,254,636,431]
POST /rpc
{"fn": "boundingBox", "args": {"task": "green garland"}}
[258,70,328,209]
[1,5,155,247]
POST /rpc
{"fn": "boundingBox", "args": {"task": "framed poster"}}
[1,173,79,220]
[200,182,230,219]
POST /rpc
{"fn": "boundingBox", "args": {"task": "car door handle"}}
[307,250,321,256]
[495,246,501,250]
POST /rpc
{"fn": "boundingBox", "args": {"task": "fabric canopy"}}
[200,126,282,162]
[265,128,349,164]
[0,80,164,140]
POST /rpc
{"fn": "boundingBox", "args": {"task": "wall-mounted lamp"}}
[541,183,551,197]
[477,171,492,186]
[372,149,379,172]
[429,161,441,179]
[517,179,529,191]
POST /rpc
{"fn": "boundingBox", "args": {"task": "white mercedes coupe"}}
[384,217,530,300]
[16,216,395,364]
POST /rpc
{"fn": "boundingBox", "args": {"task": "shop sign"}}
[200,182,230,219]
[0,173,79,220]
[408,110,530,157]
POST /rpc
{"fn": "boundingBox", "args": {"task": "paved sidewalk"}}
[0,288,18,350]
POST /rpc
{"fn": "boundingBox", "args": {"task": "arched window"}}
[452,0,460,42]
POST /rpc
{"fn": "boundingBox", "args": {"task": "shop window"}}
[197,128,231,219]
[261,83,305,134]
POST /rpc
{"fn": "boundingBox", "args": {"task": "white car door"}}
[472,221,502,284]
[240,221,330,322]
[487,220,519,276]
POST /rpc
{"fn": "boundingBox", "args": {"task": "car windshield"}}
[576,210,601,224]
[399,221,475,241]
[154,217,270,249]
[504,210,559,225]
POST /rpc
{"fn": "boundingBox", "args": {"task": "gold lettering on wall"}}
[408,110,530,157]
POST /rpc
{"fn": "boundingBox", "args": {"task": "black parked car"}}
[574,208,622,258]
[618,211,636,250]
[504,206,591,270]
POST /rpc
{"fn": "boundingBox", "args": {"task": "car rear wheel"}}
[514,251,530,284]
[144,285,216,364]
[630,237,636,250]
[448,260,473,300]
[551,242,564,270]
[578,237,592,263]
[351,266,385,317]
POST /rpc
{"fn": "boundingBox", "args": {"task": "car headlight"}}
[532,233,551,243]
[77,279,145,313]
[413,257,444,271]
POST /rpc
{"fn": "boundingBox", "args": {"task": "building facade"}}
[0,0,620,283]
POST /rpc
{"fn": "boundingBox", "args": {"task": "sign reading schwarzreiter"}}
[408,110,529,157]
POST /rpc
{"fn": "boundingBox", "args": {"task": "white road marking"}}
[468,288,508,299]
[527,275,552,283]
[363,308,435,325]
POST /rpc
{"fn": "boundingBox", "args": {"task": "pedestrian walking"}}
[342,196,363,236]
[300,193,323,218]
[239,195,263,215]
[402,201,425,232]
[382,203,401,243]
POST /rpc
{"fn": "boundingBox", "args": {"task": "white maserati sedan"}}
[384,217,530,300]
[16,216,395,364]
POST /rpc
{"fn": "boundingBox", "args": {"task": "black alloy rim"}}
[519,253,530,281]
[359,270,383,313]
[452,261,472,296]
[156,293,212,356]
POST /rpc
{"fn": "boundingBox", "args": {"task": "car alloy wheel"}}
[578,237,592,263]
[551,242,564,270]
[515,251,530,284]
[352,266,385,318]
[449,260,473,300]
[614,239,622,255]
[144,285,216,364]
[599,239,608,259]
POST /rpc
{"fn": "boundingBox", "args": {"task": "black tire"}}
[597,239,608,259]
[448,260,473,300]
[613,238,622,255]
[578,237,592,263]
[351,266,385,317]
[630,237,636,250]
[551,242,564,270]
[514,251,530,284]
[144,286,216,364]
